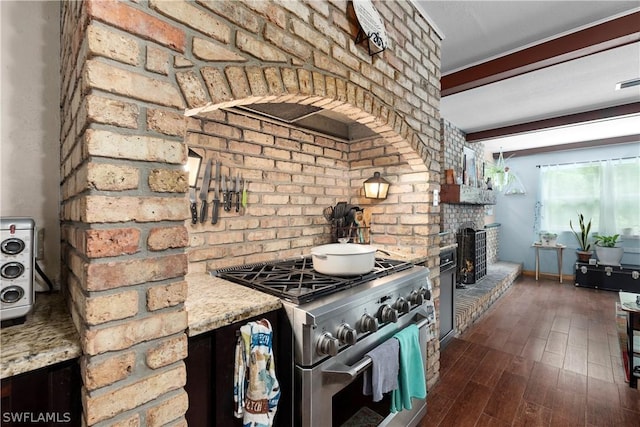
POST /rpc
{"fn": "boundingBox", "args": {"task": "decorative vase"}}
[595,246,624,266]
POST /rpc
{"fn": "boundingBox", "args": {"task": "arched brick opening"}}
[60,1,442,425]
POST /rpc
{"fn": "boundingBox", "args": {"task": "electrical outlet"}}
[36,227,45,260]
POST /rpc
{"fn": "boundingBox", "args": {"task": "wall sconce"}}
[187,149,202,187]
[363,172,390,199]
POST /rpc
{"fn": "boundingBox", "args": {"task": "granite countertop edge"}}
[1,274,282,379]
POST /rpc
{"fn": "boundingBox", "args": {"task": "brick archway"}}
[61,1,441,425]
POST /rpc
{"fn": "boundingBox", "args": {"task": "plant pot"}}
[594,245,624,266]
[576,250,593,263]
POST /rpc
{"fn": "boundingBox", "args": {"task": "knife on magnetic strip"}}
[211,161,220,224]
[199,159,212,223]
[187,149,202,224]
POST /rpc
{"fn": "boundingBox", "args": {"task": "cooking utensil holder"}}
[330,225,370,244]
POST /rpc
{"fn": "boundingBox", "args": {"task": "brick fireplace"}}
[59,1,442,424]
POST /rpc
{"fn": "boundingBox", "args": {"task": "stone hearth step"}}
[455,261,522,335]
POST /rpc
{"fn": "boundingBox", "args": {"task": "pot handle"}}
[312,253,328,259]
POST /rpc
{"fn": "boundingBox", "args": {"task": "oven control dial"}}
[316,332,339,356]
[377,304,398,324]
[357,313,378,333]
[393,297,410,314]
[409,290,424,306]
[418,286,432,301]
[336,323,357,345]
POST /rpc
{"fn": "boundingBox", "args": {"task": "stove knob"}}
[337,323,357,345]
[357,313,378,333]
[419,286,432,301]
[393,297,411,314]
[377,304,398,323]
[409,290,424,306]
[316,332,339,357]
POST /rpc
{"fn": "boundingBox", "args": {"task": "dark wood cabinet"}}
[0,359,82,426]
[185,309,292,427]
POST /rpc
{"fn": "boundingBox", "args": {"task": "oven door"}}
[295,312,432,427]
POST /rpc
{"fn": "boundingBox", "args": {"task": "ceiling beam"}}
[441,11,640,96]
[467,103,640,142]
[491,134,640,159]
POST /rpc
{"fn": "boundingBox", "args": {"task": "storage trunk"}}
[574,262,640,292]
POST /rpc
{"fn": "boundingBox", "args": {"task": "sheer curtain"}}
[538,157,640,235]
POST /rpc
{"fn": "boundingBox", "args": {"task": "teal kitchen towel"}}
[390,324,426,412]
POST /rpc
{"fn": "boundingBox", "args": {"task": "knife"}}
[221,174,228,212]
[199,159,212,223]
[224,175,233,212]
[235,173,241,212]
[187,149,202,224]
[189,187,198,224]
[211,161,220,224]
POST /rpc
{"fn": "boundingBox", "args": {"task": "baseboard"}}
[521,269,574,283]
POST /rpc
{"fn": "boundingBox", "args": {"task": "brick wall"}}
[59,1,442,424]
[440,119,486,246]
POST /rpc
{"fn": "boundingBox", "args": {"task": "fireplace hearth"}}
[457,227,487,285]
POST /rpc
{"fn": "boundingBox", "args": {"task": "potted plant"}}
[570,213,593,262]
[593,233,624,265]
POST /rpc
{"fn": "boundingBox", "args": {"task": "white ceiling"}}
[413,1,640,154]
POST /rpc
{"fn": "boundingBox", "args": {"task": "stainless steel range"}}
[213,256,436,427]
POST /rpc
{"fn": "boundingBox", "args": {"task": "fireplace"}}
[457,227,487,285]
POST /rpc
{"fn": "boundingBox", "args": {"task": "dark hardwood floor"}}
[421,276,640,426]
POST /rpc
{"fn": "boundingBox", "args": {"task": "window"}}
[538,157,640,235]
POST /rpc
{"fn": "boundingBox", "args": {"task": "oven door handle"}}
[322,313,432,383]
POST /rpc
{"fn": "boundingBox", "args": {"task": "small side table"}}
[619,292,639,389]
[532,243,566,283]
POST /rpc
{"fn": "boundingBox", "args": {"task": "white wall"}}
[494,143,640,276]
[1,1,60,288]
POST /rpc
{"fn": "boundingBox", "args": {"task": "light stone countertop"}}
[185,273,282,337]
[1,292,82,379]
[1,274,281,379]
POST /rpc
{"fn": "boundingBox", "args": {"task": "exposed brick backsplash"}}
[60,1,442,424]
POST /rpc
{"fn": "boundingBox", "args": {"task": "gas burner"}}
[211,256,413,304]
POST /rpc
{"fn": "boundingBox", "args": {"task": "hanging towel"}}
[390,324,426,413]
[363,338,399,402]
[233,319,281,427]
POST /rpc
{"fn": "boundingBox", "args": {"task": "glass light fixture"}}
[363,171,390,199]
[187,149,202,187]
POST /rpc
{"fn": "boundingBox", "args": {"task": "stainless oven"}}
[214,257,436,426]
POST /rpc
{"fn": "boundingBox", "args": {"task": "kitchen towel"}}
[390,324,426,412]
[362,337,399,401]
[233,319,281,426]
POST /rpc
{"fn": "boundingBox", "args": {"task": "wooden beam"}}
[468,103,640,142]
[442,11,640,96]
[490,134,640,159]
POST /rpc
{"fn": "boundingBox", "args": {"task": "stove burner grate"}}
[211,256,413,304]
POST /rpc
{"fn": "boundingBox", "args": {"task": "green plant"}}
[593,234,620,247]
[570,213,592,251]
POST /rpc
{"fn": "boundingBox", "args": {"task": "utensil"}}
[224,175,232,212]
[241,180,248,209]
[189,187,198,224]
[323,206,334,222]
[199,159,212,223]
[235,173,241,212]
[310,243,377,275]
[211,161,220,224]
[221,175,228,212]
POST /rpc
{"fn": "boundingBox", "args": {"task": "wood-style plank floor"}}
[421,276,640,426]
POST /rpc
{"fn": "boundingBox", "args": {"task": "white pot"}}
[310,243,377,275]
[595,245,624,266]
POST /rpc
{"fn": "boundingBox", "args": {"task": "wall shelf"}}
[441,184,496,205]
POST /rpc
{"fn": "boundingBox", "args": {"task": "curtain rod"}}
[536,155,639,168]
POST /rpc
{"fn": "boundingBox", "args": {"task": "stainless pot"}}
[310,243,377,275]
